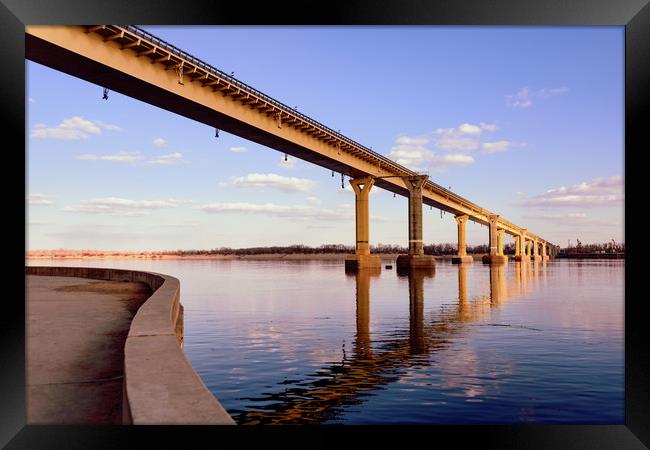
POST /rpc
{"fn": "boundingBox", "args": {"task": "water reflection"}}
[236,261,546,425]
[354,268,380,360]
[402,269,434,355]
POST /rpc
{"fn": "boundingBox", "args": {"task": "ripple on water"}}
[31,258,624,424]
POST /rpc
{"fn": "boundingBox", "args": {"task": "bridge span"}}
[26,25,555,268]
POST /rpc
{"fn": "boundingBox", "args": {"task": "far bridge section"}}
[25,25,555,268]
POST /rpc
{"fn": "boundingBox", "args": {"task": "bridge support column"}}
[396,175,435,270]
[483,215,508,264]
[497,229,505,255]
[345,177,381,271]
[452,214,472,264]
[514,230,530,262]
[541,242,549,261]
[532,240,542,262]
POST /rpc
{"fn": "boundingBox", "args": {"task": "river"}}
[27,258,624,424]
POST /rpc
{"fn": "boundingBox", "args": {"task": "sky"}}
[26,26,624,251]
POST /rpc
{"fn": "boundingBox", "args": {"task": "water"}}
[28,258,624,424]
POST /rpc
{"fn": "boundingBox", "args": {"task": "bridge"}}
[26,25,556,269]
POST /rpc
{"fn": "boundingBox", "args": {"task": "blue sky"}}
[27,26,624,251]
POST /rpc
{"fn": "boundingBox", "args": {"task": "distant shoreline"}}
[557,253,624,259]
[26,252,625,261]
[26,252,480,261]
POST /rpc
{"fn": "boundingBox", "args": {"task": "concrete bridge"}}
[26,25,555,269]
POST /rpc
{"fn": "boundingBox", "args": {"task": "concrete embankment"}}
[25,266,235,425]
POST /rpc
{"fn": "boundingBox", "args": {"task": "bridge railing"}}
[112,25,547,243]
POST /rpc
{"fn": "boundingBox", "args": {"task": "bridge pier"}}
[452,214,473,264]
[483,215,508,264]
[345,177,381,271]
[531,239,542,262]
[396,175,435,270]
[541,242,550,261]
[514,230,530,262]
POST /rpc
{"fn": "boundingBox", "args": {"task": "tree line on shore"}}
[162,243,493,256]
[560,241,624,254]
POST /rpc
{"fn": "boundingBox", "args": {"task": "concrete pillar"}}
[452,215,472,264]
[497,229,505,255]
[396,175,435,269]
[541,242,549,261]
[352,177,373,256]
[532,240,541,261]
[489,215,499,256]
[405,175,427,256]
[345,177,381,271]
[483,215,508,264]
[515,230,529,262]
[515,235,521,256]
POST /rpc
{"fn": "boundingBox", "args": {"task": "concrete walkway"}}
[26,275,152,424]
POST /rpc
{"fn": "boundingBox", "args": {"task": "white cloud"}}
[30,116,120,140]
[479,122,498,132]
[64,197,183,215]
[458,123,482,134]
[430,154,475,172]
[153,138,167,147]
[526,213,588,221]
[306,196,321,205]
[537,86,570,98]
[148,152,184,165]
[27,193,55,205]
[388,123,503,172]
[481,140,513,154]
[78,152,143,162]
[506,87,533,109]
[523,175,623,208]
[395,136,429,145]
[198,202,352,221]
[230,146,248,153]
[94,120,123,132]
[433,122,497,152]
[506,86,569,108]
[279,155,297,170]
[387,144,434,171]
[231,173,316,193]
[435,136,479,152]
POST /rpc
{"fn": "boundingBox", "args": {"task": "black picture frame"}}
[2,0,647,448]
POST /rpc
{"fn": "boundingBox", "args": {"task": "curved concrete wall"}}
[25,266,235,425]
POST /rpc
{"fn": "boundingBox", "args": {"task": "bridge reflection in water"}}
[236,262,545,425]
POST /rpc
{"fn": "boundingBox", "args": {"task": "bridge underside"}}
[26,32,483,224]
[27,35,376,186]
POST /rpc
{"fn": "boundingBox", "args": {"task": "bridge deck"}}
[26,25,548,244]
